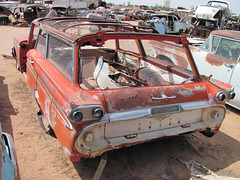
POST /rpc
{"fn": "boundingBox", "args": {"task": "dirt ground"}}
[0,25,240,180]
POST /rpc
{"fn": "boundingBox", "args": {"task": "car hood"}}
[194,5,220,19]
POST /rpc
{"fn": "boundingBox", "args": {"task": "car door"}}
[27,28,50,118]
[26,28,46,96]
[173,15,179,33]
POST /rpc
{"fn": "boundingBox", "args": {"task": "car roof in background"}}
[212,30,240,39]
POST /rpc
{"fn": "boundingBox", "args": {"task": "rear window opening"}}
[79,39,196,90]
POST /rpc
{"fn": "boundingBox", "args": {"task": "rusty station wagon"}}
[12,17,235,161]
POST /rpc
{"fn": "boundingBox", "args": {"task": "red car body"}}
[12,17,234,161]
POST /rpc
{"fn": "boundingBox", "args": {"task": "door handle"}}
[224,62,234,69]
[151,94,176,100]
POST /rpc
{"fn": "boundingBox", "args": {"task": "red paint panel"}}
[102,83,209,113]
[205,53,237,66]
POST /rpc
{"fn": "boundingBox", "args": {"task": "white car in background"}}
[149,30,239,109]
[140,13,186,34]
[191,30,240,109]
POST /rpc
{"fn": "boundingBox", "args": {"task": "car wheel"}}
[37,110,54,135]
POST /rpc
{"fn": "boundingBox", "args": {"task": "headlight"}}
[93,108,103,118]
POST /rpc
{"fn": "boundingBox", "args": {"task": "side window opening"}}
[212,36,221,53]
[48,35,73,80]
[216,38,240,61]
[118,39,140,55]
[200,36,210,51]
[32,25,40,43]
[35,29,46,56]
[79,39,116,89]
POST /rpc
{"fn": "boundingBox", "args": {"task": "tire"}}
[37,110,54,135]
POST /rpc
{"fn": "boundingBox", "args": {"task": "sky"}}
[105,0,240,15]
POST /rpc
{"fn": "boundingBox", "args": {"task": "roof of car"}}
[33,17,189,47]
[212,30,240,39]
[34,17,159,41]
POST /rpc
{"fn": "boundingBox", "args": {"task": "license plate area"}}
[151,105,181,116]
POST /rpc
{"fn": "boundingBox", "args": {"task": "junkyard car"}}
[0,123,17,179]
[12,17,235,161]
[191,30,240,109]
[10,4,48,23]
[139,13,187,34]
[0,5,12,24]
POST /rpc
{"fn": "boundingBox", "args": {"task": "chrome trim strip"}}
[72,44,76,85]
[37,77,73,130]
[13,39,21,49]
[45,34,49,59]
[27,59,73,130]
[107,101,218,122]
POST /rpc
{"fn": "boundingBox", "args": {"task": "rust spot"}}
[169,118,172,126]
[205,53,236,66]
[138,123,141,130]
[79,92,87,101]
[178,119,180,124]
[129,92,139,99]
[149,122,152,129]
[117,94,125,101]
